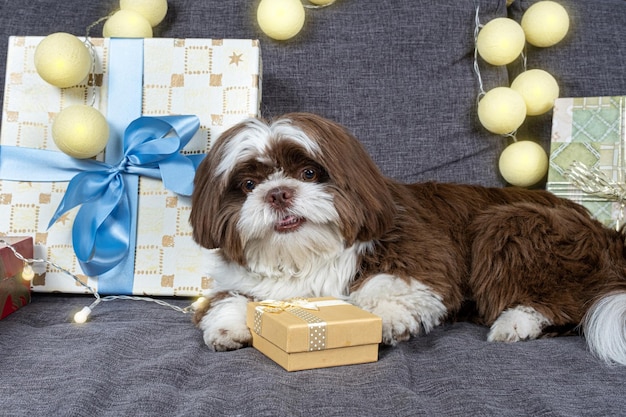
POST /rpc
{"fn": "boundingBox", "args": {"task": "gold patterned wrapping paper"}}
[0,36,261,295]
[547,96,626,229]
[246,297,382,371]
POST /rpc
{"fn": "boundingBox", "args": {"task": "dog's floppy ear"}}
[283,113,396,244]
[190,122,249,258]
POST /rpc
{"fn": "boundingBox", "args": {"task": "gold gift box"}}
[246,297,382,371]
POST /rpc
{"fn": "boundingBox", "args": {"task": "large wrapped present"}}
[0,236,33,319]
[0,36,261,295]
[547,96,626,229]
[246,297,382,372]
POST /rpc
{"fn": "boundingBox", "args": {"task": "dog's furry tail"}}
[582,291,626,366]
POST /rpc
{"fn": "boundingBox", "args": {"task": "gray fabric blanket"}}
[4,295,626,416]
[1,0,626,415]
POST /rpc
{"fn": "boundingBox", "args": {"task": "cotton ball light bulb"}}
[308,0,335,5]
[257,0,306,41]
[478,87,527,135]
[499,141,548,187]
[511,69,560,116]
[52,105,110,159]
[476,18,526,66]
[521,1,569,47]
[103,9,153,38]
[120,0,168,27]
[34,32,92,88]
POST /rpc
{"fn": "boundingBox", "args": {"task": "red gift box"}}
[0,236,33,319]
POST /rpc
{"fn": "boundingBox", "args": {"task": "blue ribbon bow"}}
[0,115,202,276]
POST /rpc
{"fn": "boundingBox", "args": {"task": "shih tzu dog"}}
[190,112,626,365]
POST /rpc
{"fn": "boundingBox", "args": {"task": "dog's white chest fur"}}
[206,242,367,301]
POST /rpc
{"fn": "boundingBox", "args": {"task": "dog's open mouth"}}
[275,215,305,233]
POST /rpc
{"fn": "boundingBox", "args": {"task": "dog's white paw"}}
[487,305,551,342]
[350,273,447,346]
[198,294,252,351]
[370,301,420,345]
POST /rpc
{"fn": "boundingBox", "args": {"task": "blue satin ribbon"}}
[0,115,202,276]
[103,38,144,293]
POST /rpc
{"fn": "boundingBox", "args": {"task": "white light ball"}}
[476,18,526,66]
[511,69,560,116]
[521,1,570,47]
[308,0,335,4]
[73,307,92,324]
[478,87,527,135]
[21,264,35,281]
[191,296,208,311]
[120,0,168,27]
[257,0,306,41]
[103,9,153,38]
[52,105,110,159]
[34,32,92,88]
[499,141,548,187]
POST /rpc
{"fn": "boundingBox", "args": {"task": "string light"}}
[0,238,204,324]
[191,296,208,311]
[256,0,337,41]
[74,306,92,324]
[473,2,568,188]
[21,264,35,281]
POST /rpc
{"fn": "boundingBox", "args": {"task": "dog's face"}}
[190,113,396,266]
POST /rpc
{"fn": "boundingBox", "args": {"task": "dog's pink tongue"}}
[275,215,304,233]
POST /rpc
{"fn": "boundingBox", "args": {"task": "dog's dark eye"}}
[301,168,318,182]
[241,179,257,193]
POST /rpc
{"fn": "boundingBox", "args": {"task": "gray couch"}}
[2,0,626,415]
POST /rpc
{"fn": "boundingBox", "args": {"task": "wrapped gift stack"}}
[0,237,33,319]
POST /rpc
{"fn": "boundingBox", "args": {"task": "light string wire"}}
[0,238,199,323]
[473,5,486,101]
[82,15,113,107]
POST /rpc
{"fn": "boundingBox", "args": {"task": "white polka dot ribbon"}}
[254,298,349,351]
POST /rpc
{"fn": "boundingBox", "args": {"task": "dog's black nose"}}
[266,187,294,209]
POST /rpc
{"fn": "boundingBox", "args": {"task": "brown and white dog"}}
[190,112,626,365]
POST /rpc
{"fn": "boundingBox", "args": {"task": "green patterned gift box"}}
[547,96,626,229]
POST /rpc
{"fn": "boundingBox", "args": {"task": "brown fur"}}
[355,180,626,329]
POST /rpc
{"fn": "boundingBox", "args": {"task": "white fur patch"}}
[215,118,270,180]
[349,274,447,345]
[269,118,320,155]
[583,292,626,366]
[487,305,551,342]
[215,117,320,182]
[198,293,251,351]
[206,241,367,302]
